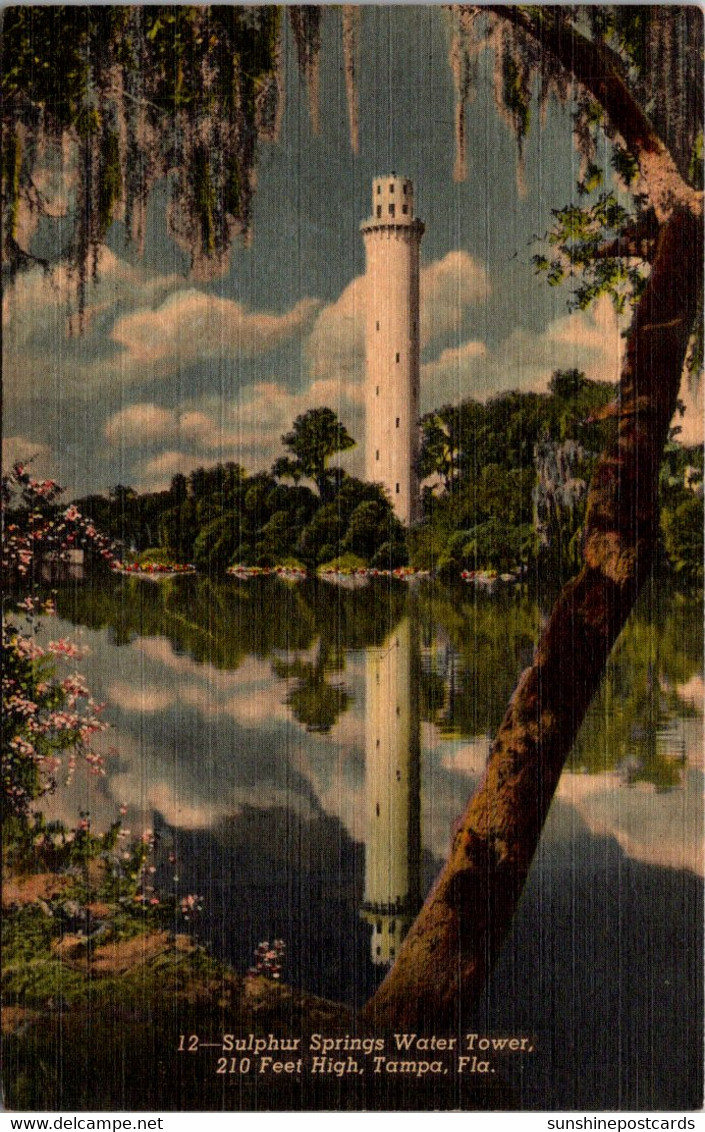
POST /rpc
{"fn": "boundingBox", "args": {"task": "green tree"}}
[418,406,465,492]
[661,496,704,582]
[278,408,356,503]
[343,499,405,564]
[1,6,284,306]
[364,6,703,1031]
[3,4,702,1034]
[192,515,241,574]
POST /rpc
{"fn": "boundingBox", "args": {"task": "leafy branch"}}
[532,191,649,313]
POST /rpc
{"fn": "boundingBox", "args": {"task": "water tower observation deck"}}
[361,174,425,235]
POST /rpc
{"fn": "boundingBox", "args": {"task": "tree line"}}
[70,373,703,582]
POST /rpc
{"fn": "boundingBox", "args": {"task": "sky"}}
[3,5,702,500]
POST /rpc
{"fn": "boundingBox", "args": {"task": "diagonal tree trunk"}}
[362,203,703,1032]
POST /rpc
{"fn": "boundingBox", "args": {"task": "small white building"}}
[361,175,425,524]
[40,547,85,584]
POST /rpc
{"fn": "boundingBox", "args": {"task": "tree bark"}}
[361,204,702,1033]
[490,6,701,221]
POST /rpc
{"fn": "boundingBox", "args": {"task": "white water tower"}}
[360,616,421,966]
[361,175,424,524]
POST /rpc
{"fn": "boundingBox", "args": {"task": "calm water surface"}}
[41,575,703,1109]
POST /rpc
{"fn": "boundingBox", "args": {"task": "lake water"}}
[37,575,703,1109]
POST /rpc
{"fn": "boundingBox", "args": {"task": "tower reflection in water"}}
[360,614,422,966]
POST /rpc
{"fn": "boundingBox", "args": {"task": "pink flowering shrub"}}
[2,462,116,580]
[179,892,204,921]
[2,613,108,819]
[6,807,175,934]
[2,463,117,823]
[248,938,286,980]
[2,464,204,937]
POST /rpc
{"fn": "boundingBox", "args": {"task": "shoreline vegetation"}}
[43,380,704,590]
[110,560,522,586]
[2,385,702,1108]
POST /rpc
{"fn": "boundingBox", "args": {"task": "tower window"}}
[396,483,400,494]
[377,184,381,194]
[396,418,400,428]
[376,385,379,396]
[395,352,400,363]
[376,205,381,218]
[375,320,380,331]
[376,449,380,461]
[389,182,395,192]
[389,203,395,218]
[403,183,408,194]
[402,204,408,215]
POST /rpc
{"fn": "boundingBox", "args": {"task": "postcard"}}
[2,4,703,1114]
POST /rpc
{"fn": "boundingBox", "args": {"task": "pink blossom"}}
[12,634,44,659]
[48,639,86,659]
[9,736,36,758]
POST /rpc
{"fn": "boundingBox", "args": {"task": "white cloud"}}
[128,372,367,491]
[2,435,55,473]
[135,450,201,490]
[137,638,245,688]
[111,290,322,376]
[420,340,487,400]
[420,250,490,348]
[439,735,491,777]
[108,681,174,714]
[557,769,704,876]
[307,276,366,383]
[106,290,630,490]
[232,378,365,478]
[104,403,243,452]
[104,404,178,447]
[3,250,321,404]
[419,294,626,410]
[179,410,221,446]
[3,248,180,356]
[500,296,626,390]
